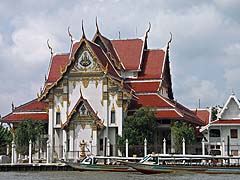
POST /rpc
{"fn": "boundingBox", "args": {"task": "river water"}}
[0,171,239,180]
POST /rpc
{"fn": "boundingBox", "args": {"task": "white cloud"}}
[0,0,240,115]
[174,76,222,108]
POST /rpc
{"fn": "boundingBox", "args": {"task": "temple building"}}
[2,22,205,162]
[200,94,240,156]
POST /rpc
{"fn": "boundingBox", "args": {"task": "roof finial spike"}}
[82,19,86,39]
[45,74,47,82]
[96,16,100,33]
[144,22,151,49]
[47,39,53,55]
[168,32,173,45]
[11,102,15,111]
[146,22,151,37]
[68,26,73,44]
[231,88,235,95]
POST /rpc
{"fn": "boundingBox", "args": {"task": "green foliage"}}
[0,124,12,144]
[15,119,44,155]
[171,121,196,153]
[0,123,12,154]
[118,107,157,155]
[211,106,220,121]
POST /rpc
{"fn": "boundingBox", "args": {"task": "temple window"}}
[231,129,238,138]
[79,104,88,116]
[209,129,220,137]
[111,103,115,124]
[100,138,103,151]
[56,106,61,124]
[111,111,115,124]
[56,112,61,124]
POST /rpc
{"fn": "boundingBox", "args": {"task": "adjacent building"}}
[201,94,240,156]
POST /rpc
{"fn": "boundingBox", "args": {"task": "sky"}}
[0,0,240,116]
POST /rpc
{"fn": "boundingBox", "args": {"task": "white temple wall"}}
[73,124,92,153]
[81,80,103,119]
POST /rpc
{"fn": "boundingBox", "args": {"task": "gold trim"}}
[56,106,60,113]
[82,79,89,88]
[111,103,115,111]
[95,79,99,88]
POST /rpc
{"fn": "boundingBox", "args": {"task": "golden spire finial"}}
[82,19,86,38]
[104,63,108,73]
[47,39,53,55]
[96,16,100,33]
[68,26,73,44]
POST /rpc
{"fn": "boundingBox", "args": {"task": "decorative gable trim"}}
[218,94,240,119]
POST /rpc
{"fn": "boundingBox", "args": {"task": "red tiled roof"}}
[46,54,70,83]
[1,99,48,123]
[193,109,211,125]
[99,35,123,70]
[155,110,182,119]
[70,41,80,58]
[130,94,204,125]
[14,99,47,112]
[211,120,240,124]
[2,113,48,122]
[87,40,121,79]
[112,39,144,70]
[138,50,165,79]
[128,81,160,93]
[136,94,173,108]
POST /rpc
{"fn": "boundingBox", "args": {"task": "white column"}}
[144,138,147,157]
[107,139,110,156]
[47,139,51,164]
[222,139,225,156]
[48,107,54,163]
[6,144,9,155]
[11,140,16,164]
[202,138,205,155]
[29,139,32,164]
[92,130,97,155]
[163,138,166,155]
[182,138,185,155]
[125,139,128,158]
[62,130,67,160]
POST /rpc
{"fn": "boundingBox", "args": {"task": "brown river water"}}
[0,171,239,180]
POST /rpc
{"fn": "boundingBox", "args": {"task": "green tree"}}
[171,121,196,153]
[118,107,157,156]
[0,123,12,154]
[15,119,44,155]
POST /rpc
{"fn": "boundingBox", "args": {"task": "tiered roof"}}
[2,23,203,126]
[130,93,204,125]
[1,99,48,123]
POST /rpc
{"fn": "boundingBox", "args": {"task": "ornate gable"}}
[63,92,103,128]
[70,42,101,74]
[218,94,240,120]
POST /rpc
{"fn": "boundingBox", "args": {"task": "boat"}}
[63,155,137,172]
[122,154,240,174]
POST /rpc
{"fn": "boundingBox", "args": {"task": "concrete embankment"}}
[0,163,75,171]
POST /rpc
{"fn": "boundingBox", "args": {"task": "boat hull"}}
[127,163,240,174]
[68,163,136,172]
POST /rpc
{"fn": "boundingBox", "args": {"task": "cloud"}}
[174,76,223,108]
[0,0,240,116]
